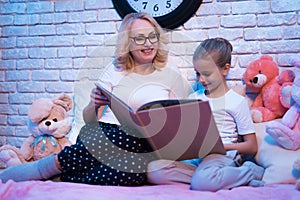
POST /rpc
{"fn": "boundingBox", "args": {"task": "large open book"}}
[96,83,226,160]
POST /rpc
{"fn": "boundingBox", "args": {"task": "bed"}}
[0,180,298,200]
[0,122,299,200]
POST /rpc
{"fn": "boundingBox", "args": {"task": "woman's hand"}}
[90,87,109,109]
[83,86,110,123]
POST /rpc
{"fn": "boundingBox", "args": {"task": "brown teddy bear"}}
[243,55,295,122]
[0,94,73,167]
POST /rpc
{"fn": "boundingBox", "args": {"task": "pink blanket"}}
[0,180,298,200]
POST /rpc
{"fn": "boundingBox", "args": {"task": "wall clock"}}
[112,0,203,30]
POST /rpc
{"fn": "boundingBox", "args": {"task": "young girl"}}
[147,38,265,191]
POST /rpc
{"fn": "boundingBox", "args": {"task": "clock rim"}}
[112,0,203,30]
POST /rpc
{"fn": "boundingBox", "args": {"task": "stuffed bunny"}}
[266,58,300,150]
[0,94,73,167]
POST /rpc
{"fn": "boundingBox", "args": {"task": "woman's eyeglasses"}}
[130,33,160,45]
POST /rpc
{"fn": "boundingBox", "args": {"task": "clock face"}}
[112,0,203,30]
[127,0,183,17]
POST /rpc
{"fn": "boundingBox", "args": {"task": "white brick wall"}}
[0,0,299,156]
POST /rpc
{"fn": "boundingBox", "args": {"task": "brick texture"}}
[0,0,299,152]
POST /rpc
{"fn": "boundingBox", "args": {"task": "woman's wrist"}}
[83,102,98,123]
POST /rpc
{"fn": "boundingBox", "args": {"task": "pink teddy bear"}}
[266,58,300,150]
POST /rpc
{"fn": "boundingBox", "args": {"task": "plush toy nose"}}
[252,77,258,83]
[45,121,51,126]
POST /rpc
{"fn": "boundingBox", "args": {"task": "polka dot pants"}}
[57,122,155,186]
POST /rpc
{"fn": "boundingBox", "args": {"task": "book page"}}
[95,82,134,112]
[137,99,202,111]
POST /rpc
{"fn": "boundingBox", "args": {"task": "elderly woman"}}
[0,12,189,186]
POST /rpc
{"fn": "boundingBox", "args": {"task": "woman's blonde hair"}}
[115,12,168,71]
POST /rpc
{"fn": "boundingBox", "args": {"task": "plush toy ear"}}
[290,57,300,69]
[28,98,53,122]
[280,82,293,108]
[52,93,73,112]
[260,55,273,61]
[277,70,295,85]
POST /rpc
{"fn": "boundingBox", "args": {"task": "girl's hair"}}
[193,38,233,68]
[115,12,168,71]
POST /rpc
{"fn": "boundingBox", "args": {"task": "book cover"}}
[96,82,226,160]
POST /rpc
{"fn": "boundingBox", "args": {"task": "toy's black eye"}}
[53,118,58,122]
[259,70,262,74]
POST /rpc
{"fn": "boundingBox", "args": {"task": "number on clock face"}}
[127,0,184,17]
[112,0,203,29]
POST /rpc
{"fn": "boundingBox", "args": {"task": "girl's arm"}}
[223,133,258,156]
